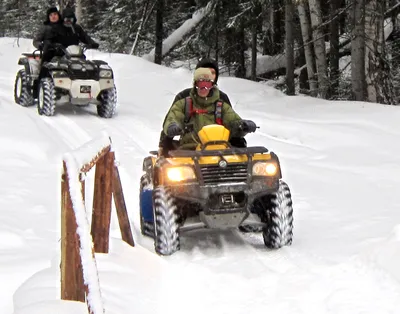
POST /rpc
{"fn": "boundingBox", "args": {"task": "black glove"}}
[90,42,99,49]
[166,123,182,137]
[240,120,257,133]
[38,42,44,50]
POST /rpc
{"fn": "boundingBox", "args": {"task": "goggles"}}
[195,79,214,90]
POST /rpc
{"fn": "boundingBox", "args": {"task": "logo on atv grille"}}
[218,160,227,168]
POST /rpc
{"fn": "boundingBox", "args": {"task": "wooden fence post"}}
[111,152,135,247]
[91,151,114,253]
[61,161,85,302]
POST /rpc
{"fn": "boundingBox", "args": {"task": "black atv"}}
[14,44,117,118]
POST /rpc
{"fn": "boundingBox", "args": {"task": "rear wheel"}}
[254,180,294,249]
[97,86,117,118]
[37,78,56,116]
[153,186,180,256]
[14,69,34,107]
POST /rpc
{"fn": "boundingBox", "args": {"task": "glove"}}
[90,42,99,49]
[166,123,182,137]
[240,120,257,133]
[38,42,44,50]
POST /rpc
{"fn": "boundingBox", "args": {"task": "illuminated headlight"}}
[99,70,112,78]
[166,166,196,182]
[252,162,278,176]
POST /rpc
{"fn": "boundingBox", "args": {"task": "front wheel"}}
[153,186,180,256]
[37,78,56,116]
[254,180,294,249]
[97,87,117,118]
[14,69,34,107]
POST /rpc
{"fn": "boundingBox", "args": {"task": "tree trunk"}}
[329,0,341,98]
[296,24,309,91]
[236,22,246,78]
[298,0,317,96]
[215,0,220,62]
[351,0,366,101]
[272,0,283,54]
[364,0,393,103]
[75,0,83,24]
[285,0,295,95]
[251,22,257,81]
[262,5,272,55]
[130,0,154,55]
[309,0,329,99]
[154,0,164,64]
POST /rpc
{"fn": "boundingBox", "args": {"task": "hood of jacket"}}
[43,7,61,25]
[62,7,77,24]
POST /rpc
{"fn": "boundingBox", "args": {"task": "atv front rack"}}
[168,146,268,157]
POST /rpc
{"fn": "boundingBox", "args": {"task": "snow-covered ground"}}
[1,37,400,314]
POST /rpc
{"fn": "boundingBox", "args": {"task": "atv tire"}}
[255,180,293,249]
[140,174,154,238]
[153,186,180,256]
[14,69,34,107]
[37,78,56,116]
[97,87,117,118]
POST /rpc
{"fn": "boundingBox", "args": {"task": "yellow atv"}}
[139,124,294,256]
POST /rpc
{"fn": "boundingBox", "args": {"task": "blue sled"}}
[140,188,154,223]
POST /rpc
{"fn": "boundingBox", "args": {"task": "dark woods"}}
[1,0,400,104]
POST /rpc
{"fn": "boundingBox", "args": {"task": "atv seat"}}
[157,129,248,158]
[22,53,41,60]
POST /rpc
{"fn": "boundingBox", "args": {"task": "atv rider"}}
[163,67,257,151]
[159,58,247,154]
[33,6,62,60]
[32,7,99,99]
[35,6,99,64]
[51,7,99,50]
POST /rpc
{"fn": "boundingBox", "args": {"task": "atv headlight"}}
[166,166,196,182]
[52,71,69,78]
[99,70,112,78]
[252,162,278,176]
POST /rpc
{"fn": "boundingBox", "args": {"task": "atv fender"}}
[99,79,115,91]
[18,58,31,76]
[92,60,109,66]
[140,188,154,223]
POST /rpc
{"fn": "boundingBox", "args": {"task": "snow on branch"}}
[142,2,214,62]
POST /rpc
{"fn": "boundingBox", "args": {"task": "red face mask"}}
[195,79,214,90]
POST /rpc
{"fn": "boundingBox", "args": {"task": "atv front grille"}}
[69,69,98,80]
[200,163,248,185]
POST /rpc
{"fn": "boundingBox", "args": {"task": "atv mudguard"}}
[18,57,40,78]
[140,188,154,222]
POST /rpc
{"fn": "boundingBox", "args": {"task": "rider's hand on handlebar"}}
[166,123,183,137]
[237,120,257,133]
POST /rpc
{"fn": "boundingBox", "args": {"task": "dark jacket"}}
[50,23,97,48]
[32,9,62,49]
